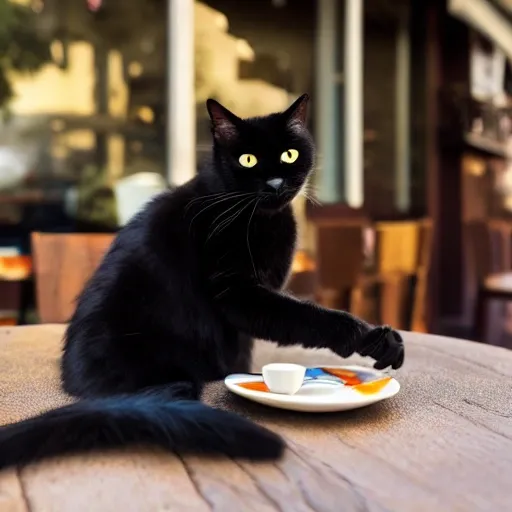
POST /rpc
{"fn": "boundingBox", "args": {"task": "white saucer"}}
[224,365,400,412]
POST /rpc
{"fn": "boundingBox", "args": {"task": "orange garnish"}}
[322,368,363,386]
[352,377,392,395]
[237,381,270,392]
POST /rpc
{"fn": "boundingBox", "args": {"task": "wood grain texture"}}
[1,325,512,511]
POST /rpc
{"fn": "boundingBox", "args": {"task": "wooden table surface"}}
[1,325,512,512]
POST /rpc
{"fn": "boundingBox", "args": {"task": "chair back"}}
[31,233,115,323]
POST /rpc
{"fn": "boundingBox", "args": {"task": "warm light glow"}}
[50,119,66,132]
[10,42,95,115]
[215,13,228,31]
[463,156,486,176]
[64,130,95,150]
[108,135,125,180]
[50,41,65,66]
[292,251,316,273]
[108,50,128,118]
[51,144,69,160]
[137,106,154,124]
[504,196,512,211]
[0,256,32,281]
[128,61,143,78]
[236,39,255,61]
[31,0,43,13]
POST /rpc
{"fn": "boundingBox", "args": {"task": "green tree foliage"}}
[0,0,51,108]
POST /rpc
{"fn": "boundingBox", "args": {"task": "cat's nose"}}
[266,177,283,190]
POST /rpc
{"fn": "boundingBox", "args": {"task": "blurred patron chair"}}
[31,233,320,324]
[371,220,420,329]
[314,218,370,313]
[313,217,432,332]
[466,220,512,343]
[31,233,114,323]
[30,221,434,331]
[286,250,317,301]
[411,219,433,333]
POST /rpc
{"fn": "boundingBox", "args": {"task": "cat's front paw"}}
[358,326,404,370]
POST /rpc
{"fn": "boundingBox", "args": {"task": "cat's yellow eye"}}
[239,154,258,168]
[280,149,299,164]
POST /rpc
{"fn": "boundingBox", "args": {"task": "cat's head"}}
[206,94,314,211]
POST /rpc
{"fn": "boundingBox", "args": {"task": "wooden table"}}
[1,325,512,511]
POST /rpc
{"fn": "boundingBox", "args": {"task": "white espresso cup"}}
[262,363,306,395]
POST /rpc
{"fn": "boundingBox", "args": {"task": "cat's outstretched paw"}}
[358,326,404,370]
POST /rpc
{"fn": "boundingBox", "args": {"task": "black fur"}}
[0,94,403,470]
[0,384,283,469]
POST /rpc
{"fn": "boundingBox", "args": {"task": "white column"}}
[344,0,364,208]
[395,14,411,212]
[315,0,338,203]
[167,0,196,185]
[450,0,512,59]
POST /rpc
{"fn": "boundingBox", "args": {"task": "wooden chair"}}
[312,218,431,330]
[313,219,370,312]
[468,220,512,343]
[286,250,317,301]
[31,233,115,323]
[352,219,433,331]
[365,220,423,330]
[374,221,420,275]
[411,219,433,332]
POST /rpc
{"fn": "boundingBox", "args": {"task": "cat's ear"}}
[206,99,240,143]
[283,93,309,128]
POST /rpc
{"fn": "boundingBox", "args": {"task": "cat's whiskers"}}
[206,196,257,243]
[246,198,260,279]
[303,191,322,206]
[210,268,239,300]
[188,192,253,231]
[184,192,230,214]
[184,191,243,216]
[299,179,322,206]
[307,182,321,196]
[210,268,237,282]
[214,287,232,300]
[219,197,258,233]
[206,196,253,240]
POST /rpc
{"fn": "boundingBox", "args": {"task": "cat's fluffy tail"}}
[0,383,285,470]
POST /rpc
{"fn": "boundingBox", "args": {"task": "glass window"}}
[0,0,168,236]
[0,0,168,323]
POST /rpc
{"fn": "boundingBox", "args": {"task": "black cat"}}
[0,95,403,470]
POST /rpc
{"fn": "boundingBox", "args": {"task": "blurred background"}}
[2,0,512,348]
